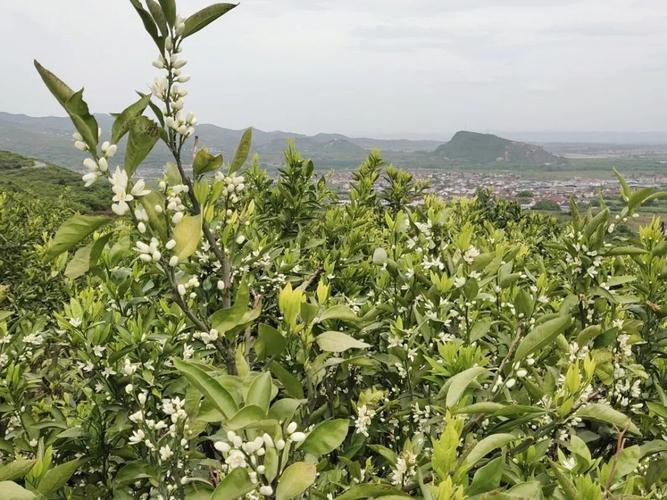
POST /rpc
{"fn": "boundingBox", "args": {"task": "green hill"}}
[0,150,108,213]
[434,130,568,167]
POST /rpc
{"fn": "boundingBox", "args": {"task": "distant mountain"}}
[0,112,444,175]
[435,131,568,167]
[0,112,571,174]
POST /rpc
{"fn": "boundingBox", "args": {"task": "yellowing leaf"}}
[173,214,202,260]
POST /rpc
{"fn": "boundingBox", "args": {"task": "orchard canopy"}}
[1,1,667,499]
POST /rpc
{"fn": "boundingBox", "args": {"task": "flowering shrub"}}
[1,1,667,499]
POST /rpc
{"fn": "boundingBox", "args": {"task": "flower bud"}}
[169,256,179,267]
[290,432,306,443]
[138,392,147,405]
[74,141,87,151]
[287,422,297,434]
[83,158,98,171]
[214,441,230,453]
[166,239,177,250]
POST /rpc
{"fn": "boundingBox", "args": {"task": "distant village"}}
[328,169,667,213]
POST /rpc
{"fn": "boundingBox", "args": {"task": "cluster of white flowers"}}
[354,404,376,437]
[214,172,246,205]
[109,167,150,215]
[213,423,307,497]
[151,20,196,141]
[195,328,219,347]
[463,246,480,264]
[390,449,417,487]
[177,276,200,298]
[135,237,162,263]
[73,130,118,187]
[160,176,189,225]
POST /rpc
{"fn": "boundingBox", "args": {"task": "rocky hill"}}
[435,131,568,167]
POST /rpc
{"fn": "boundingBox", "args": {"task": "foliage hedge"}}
[1,1,667,499]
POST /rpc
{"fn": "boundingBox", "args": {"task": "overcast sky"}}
[2,0,667,138]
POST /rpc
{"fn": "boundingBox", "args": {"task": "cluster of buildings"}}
[328,169,667,212]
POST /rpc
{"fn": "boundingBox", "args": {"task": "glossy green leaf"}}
[301,419,349,457]
[246,372,272,413]
[276,462,316,500]
[0,482,35,500]
[183,3,237,38]
[576,404,640,435]
[446,367,487,408]
[124,116,160,176]
[230,127,252,172]
[46,215,113,261]
[0,458,35,481]
[34,61,98,151]
[173,214,202,260]
[193,149,223,177]
[37,458,85,495]
[514,314,571,362]
[111,93,151,144]
[315,331,370,353]
[173,359,237,419]
[211,468,255,500]
[460,433,516,472]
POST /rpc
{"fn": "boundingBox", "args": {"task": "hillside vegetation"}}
[2,1,667,499]
[0,150,108,212]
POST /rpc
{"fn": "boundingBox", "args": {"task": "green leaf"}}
[146,0,168,35]
[114,461,154,487]
[575,403,641,435]
[211,468,255,500]
[255,323,287,358]
[446,367,487,408]
[37,458,85,495]
[0,458,35,481]
[111,93,151,144]
[269,398,303,422]
[315,331,370,353]
[64,243,93,279]
[46,215,113,261]
[514,314,572,362]
[173,359,237,419]
[317,304,359,323]
[125,116,160,176]
[269,362,304,399]
[34,61,99,151]
[173,214,202,260]
[193,149,223,177]
[230,128,252,172]
[129,0,164,52]
[301,419,349,457]
[468,456,503,495]
[460,433,516,472]
[275,462,317,500]
[183,3,237,38]
[335,485,410,500]
[226,405,266,430]
[159,0,177,25]
[0,482,36,500]
[246,372,272,413]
